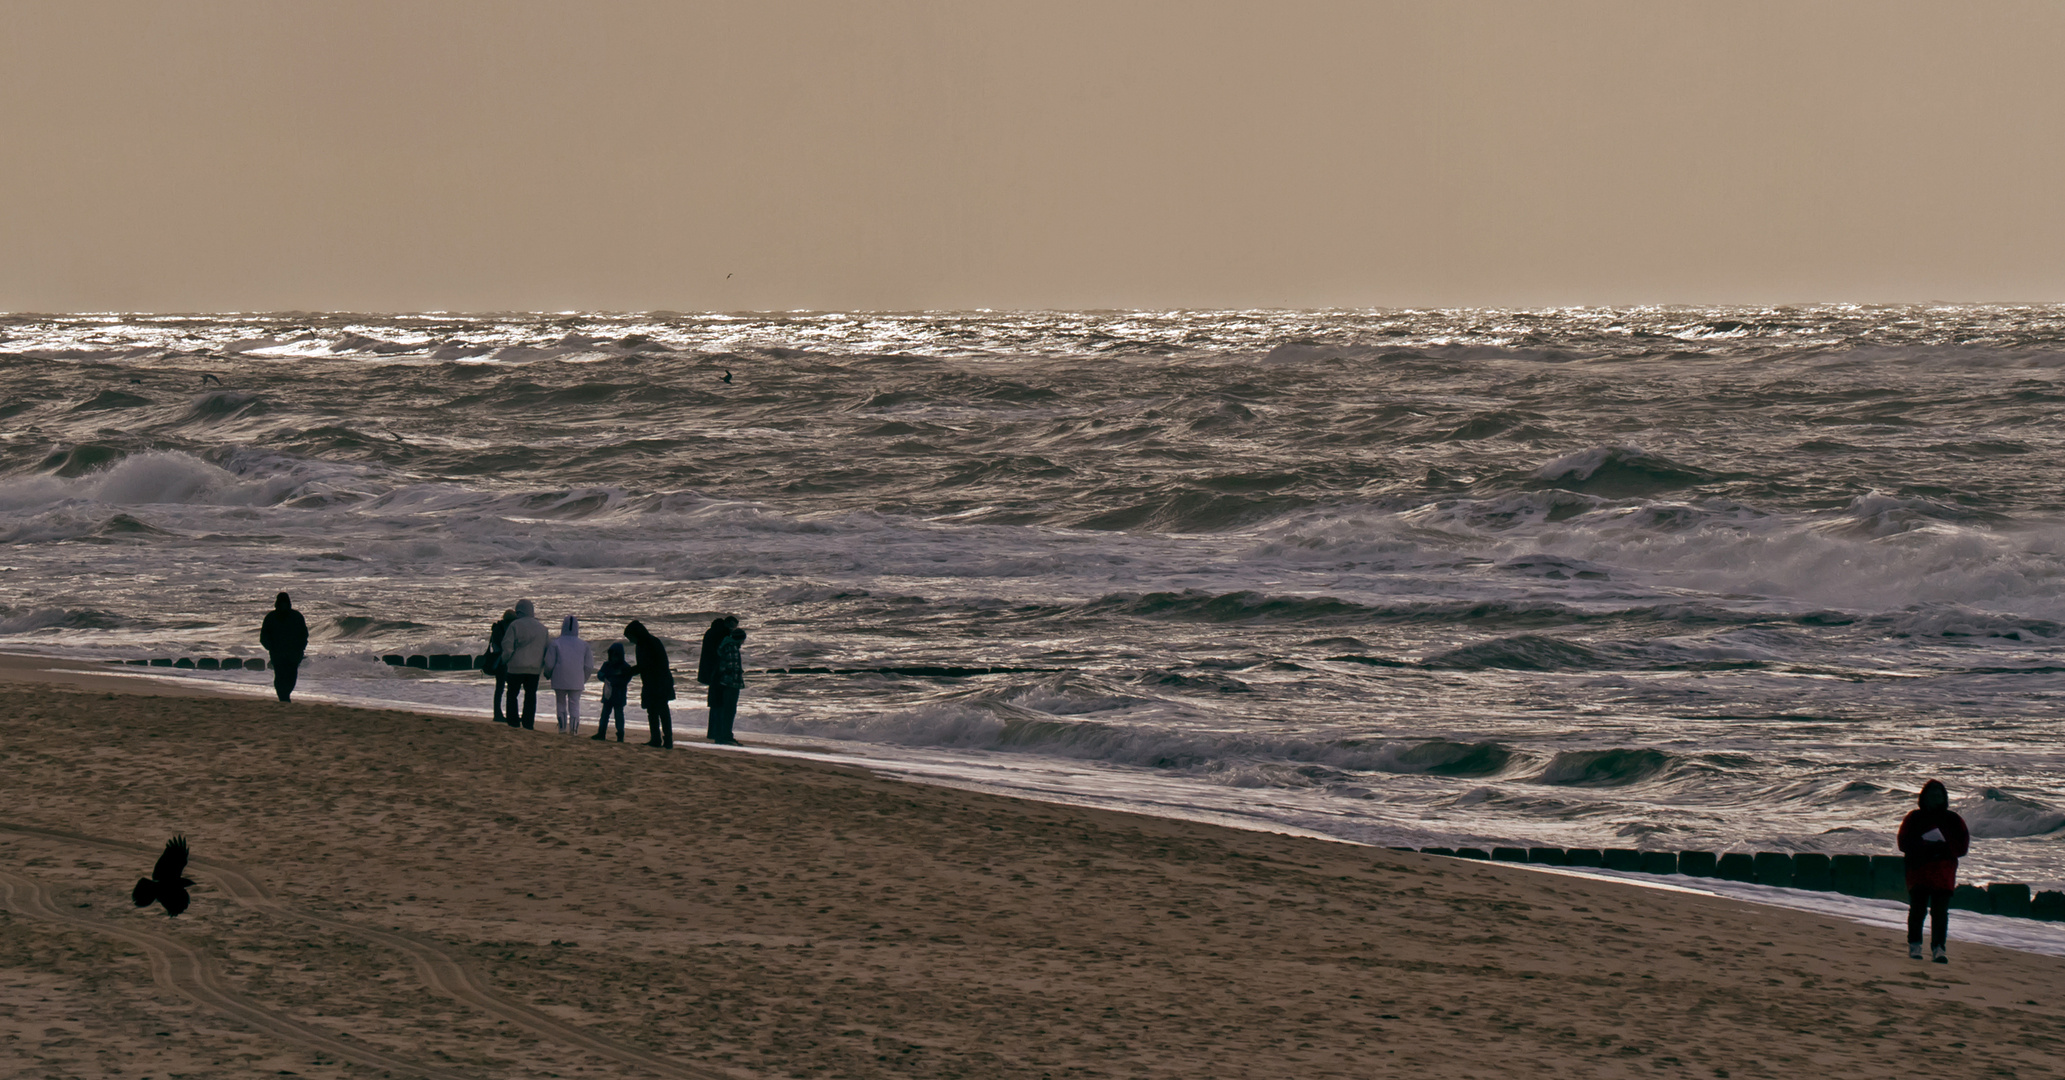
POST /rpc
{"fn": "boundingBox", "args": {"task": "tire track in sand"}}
[0,822,734,1080]
[0,866,478,1080]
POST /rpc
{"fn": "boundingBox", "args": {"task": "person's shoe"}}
[1933,944,1948,964]
[663,737,674,748]
[590,729,608,741]
[1908,940,1925,960]
[643,738,663,747]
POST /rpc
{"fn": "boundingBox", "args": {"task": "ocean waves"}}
[8,307,2065,885]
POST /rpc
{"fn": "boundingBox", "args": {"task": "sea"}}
[5,306,2065,895]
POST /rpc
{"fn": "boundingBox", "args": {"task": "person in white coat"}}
[543,614,596,735]
[497,599,549,730]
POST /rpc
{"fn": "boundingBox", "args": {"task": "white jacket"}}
[543,615,595,691]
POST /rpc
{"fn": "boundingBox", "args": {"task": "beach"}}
[4,674,2063,1078]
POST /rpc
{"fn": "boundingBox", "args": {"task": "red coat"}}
[1897,808,1971,893]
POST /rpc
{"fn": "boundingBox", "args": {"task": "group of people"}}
[482,600,748,748]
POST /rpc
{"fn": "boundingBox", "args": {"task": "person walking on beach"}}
[498,599,549,730]
[258,592,309,703]
[485,608,515,724]
[1898,779,1971,964]
[544,615,595,735]
[623,620,675,748]
[698,615,737,740]
[707,622,746,746]
[590,641,634,742]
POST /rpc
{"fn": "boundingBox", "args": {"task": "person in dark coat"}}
[590,641,634,743]
[698,615,737,740]
[485,608,515,724]
[624,620,675,748]
[258,592,309,702]
[707,624,746,746]
[1897,779,1971,964]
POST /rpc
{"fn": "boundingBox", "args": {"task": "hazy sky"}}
[4,1,2062,312]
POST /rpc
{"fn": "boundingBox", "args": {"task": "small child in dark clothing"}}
[590,642,635,742]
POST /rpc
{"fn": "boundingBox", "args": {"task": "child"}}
[1898,779,1971,964]
[591,641,634,742]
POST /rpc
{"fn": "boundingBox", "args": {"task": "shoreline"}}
[6,650,2064,959]
[5,683,2065,1076]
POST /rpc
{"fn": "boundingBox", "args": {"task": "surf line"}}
[0,821,733,1080]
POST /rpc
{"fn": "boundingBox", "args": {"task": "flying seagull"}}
[200,373,224,386]
[720,370,733,384]
[132,835,193,917]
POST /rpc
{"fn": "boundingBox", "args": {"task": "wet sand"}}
[4,681,2064,1079]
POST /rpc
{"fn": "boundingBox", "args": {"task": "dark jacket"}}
[1898,806,1971,893]
[597,643,634,705]
[627,628,675,708]
[715,629,746,689]
[485,613,514,674]
[697,620,730,685]
[259,602,309,659]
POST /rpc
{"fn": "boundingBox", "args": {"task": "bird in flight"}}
[720,370,733,384]
[200,373,224,386]
[132,835,194,917]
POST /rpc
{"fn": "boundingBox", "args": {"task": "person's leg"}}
[705,684,721,739]
[492,672,506,723]
[569,690,582,735]
[643,707,663,746]
[269,653,289,701]
[520,676,538,729]
[613,700,626,740]
[1907,890,1927,955]
[712,686,739,743]
[502,677,521,727]
[1931,890,1950,953]
[555,690,571,733]
[591,698,613,740]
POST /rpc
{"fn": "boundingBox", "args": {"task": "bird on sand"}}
[132,835,194,916]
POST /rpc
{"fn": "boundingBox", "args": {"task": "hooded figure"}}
[706,625,746,745]
[591,641,634,742]
[624,620,675,748]
[697,616,734,686]
[544,615,596,735]
[1897,779,1970,963]
[498,600,549,729]
[258,592,310,703]
[485,608,516,723]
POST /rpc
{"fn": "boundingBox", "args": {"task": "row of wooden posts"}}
[1408,844,2064,921]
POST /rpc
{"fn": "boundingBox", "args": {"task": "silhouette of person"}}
[498,600,549,730]
[1898,779,1971,963]
[591,641,634,742]
[485,608,515,723]
[258,592,309,702]
[624,620,675,748]
[698,615,737,738]
[707,623,746,746]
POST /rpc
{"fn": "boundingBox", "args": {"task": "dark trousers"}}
[491,671,508,723]
[645,703,672,745]
[597,698,626,739]
[1909,888,1951,948]
[707,685,740,742]
[269,653,301,702]
[503,674,539,729]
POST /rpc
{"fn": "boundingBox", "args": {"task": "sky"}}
[3,1,2062,313]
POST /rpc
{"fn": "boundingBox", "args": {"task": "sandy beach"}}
[3,672,2064,1079]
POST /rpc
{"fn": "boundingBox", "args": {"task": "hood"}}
[560,615,579,636]
[514,599,535,619]
[729,628,747,643]
[274,592,293,611]
[606,642,625,659]
[1919,779,1949,811]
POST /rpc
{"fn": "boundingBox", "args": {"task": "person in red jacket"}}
[1897,779,1970,964]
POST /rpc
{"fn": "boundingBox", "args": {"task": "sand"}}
[3,677,2064,1079]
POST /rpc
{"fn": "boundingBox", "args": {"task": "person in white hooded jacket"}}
[497,599,549,730]
[543,614,596,736]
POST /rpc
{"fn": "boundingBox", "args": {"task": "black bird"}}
[720,370,733,384]
[199,373,223,386]
[132,835,193,917]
